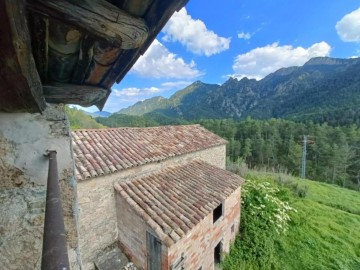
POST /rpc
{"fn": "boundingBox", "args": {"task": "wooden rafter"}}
[28,14,49,82]
[27,0,149,49]
[47,20,83,83]
[72,35,95,84]
[0,0,46,112]
[84,41,122,85]
[120,0,154,17]
[43,83,110,110]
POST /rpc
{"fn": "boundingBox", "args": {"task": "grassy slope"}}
[227,173,360,270]
[275,178,360,270]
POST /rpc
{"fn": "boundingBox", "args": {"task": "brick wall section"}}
[167,187,241,270]
[77,145,225,269]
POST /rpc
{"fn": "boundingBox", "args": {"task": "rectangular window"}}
[213,203,223,223]
[231,224,235,233]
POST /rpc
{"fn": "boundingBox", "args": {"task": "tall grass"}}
[222,166,360,270]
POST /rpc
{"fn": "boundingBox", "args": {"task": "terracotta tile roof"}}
[114,160,244,246]
[72,125,227,181]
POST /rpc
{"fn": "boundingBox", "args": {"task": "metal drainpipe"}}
[41,150,70,270]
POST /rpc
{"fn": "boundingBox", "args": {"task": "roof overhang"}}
[0,0,189,112]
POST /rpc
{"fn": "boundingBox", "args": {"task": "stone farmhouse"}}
[73,125,244,269]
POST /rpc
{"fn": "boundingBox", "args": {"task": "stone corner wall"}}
[194,144,226,169]
[0,104,81,270]
[115,193,149,270]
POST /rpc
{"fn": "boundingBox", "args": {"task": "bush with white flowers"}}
[223,174,296,269]
[244,180,296,234]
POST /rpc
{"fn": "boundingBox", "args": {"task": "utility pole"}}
[301,135,307,178]
[299,135,315,179]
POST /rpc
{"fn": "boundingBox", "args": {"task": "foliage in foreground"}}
[222,172,296,269]
[222,168,360,270]
[65,106,106,130]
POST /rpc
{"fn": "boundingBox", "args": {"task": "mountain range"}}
[117,57,360,123]
[85,111,112,118]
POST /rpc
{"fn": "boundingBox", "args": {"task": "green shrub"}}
[276,173,308,198]
[226,157,249,177]
[222,176,296,269]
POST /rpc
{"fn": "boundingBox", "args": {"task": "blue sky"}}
[85,0,360,112]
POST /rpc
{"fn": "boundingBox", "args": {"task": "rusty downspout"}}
[41,150,70,270]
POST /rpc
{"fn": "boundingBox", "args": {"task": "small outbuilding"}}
[73,125,244,269]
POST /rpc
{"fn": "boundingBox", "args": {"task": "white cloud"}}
[113,88,139,98]
[238,32,252,40]
[162,8,230,56]
[232,41,331,80]
[336,8,360,42]
[106,80,193,112]
[114,87,160,98]
[145,87,161,93]
[131,39,201,79]
[161,81,192,89]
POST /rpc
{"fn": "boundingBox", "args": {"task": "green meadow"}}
[223,172,360,270]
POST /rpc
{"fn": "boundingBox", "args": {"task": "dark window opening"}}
[213,203,223,223]
[198,267,202,270]
[214,241,222,264]
[231,224,235,233]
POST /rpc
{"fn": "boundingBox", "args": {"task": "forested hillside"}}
[199,118,360,190]
[96,111,188,127]
[65,106,106,129]
[118,57,360,124]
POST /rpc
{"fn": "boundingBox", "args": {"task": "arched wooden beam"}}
[43,83,110,110]
[27,0,149,49]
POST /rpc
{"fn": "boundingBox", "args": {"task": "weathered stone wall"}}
[115,192,149,269]
[0,105,81,270]
[167,187,241,270]
[77,173,119,270]
[77,144,226,269]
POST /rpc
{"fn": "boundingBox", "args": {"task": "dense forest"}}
[96,111,187,127]
[199,118,360,190]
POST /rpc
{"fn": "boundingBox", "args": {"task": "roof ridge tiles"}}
[72,124,202,132]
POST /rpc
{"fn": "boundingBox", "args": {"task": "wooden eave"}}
[0,0,189,113]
